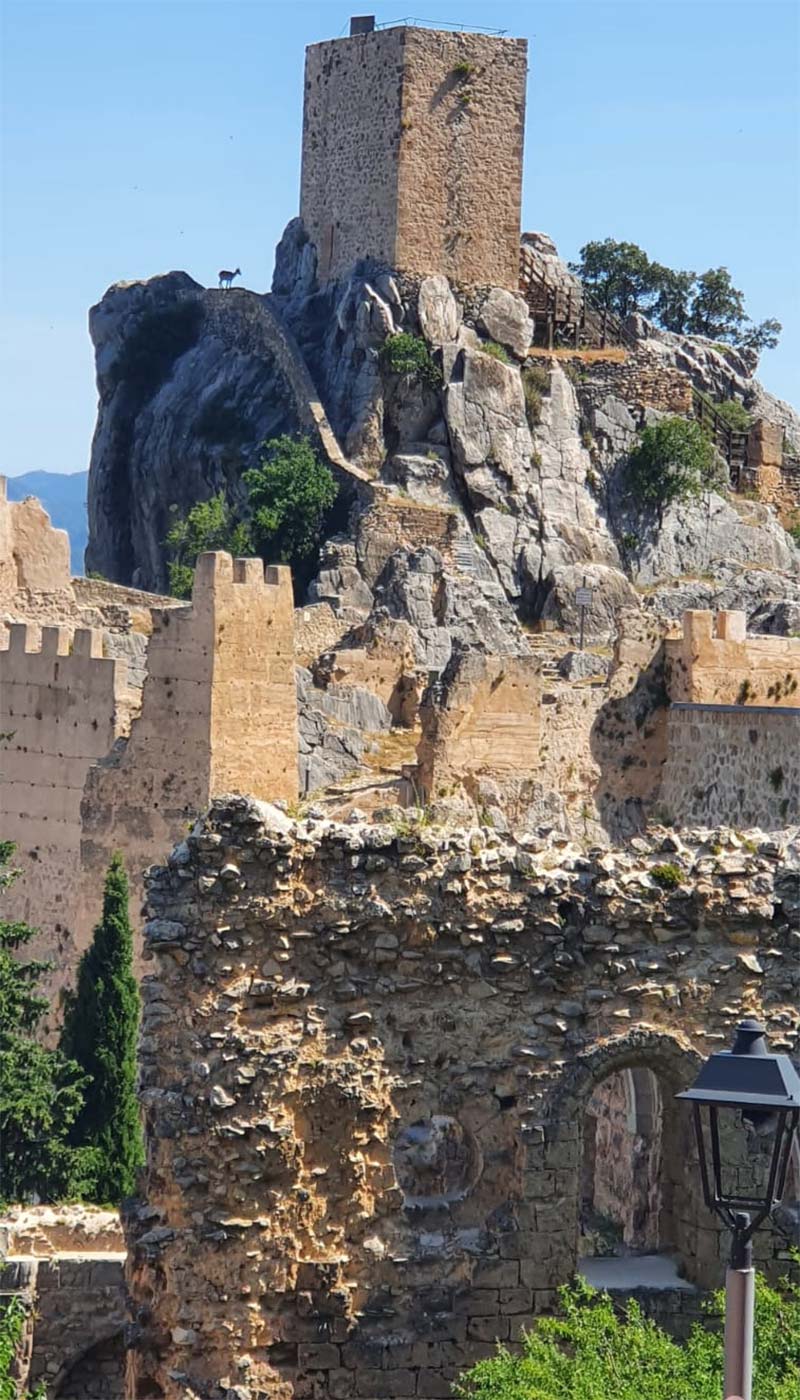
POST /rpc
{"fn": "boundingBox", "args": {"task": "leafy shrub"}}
[244,435,338,564]
[627,416,724,520]
[452,60,476,79]
[713,398,752,433]
[480,340,512,365]
[0,1296,44,1398]
[787,512,800,547]
[650,861,682,889]
[381,333,442,388]
[165,491,250,598]
[164,437,337,597]
[455,1273,800,1400]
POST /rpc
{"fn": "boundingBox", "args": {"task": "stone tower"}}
[300,18,528,289]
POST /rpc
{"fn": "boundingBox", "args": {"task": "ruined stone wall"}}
[0,476,73,604]
[0,1208,126,1399]
[356,491,459,587]
[82,553,298,975]
[0,625,135,1014]
[127,797,799,1400]
[661,703,800,828]
[573,351,693,418]
[417,651,541,807]
[301,27,527,290]
[667,609,800,707]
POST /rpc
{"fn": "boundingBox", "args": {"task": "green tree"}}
[0,841,93,1203]
[650,264,696,334]
[165,491,251,598]
[688,267,748,341]
[627,416,724,521]
[455,1272,800,1400]
[60,854,143,1204]
[244,435,338,568]
[739,318,782,354]
[570,239,658,320]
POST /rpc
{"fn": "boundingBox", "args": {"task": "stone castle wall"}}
[0,476,73,603]
[1,553,298,1016]
[574,350,694,418]
[667,609,800,707]
[0,1208,126,1400]
[417,651,541,805]
[661,703,800,828]
[127,797,799,1400]
[301,27,527,289]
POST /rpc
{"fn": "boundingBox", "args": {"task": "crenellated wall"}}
[667,609,800,707]
[1,553,299,1017]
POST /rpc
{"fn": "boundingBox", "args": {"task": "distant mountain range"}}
[5,470,88,575]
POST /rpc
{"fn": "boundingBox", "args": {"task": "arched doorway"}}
[580,1066,663,1258]
[541,1031,715,1291]
[55,1330,125,1399]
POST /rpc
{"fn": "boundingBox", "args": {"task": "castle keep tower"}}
[300,18,528,289]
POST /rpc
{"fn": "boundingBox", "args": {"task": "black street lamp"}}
[677,1019,800,1400]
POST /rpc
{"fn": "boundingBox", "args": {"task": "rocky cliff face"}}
[86,228,799,639]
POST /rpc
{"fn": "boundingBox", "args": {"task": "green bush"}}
[650,861,683,889]
[163,437,337,597]
[0,1297,44,1399]
[60,854,143,1204]
[455,1272,800,1400]
[381,332,442,388]
[480,340,512,365]
[713,398,752,433]
[165,491,251,598]
[244,434,338,565]
[788,512,800,547]
[627,416,724,520]
[0,841,94,1204]
[521,363,550,429]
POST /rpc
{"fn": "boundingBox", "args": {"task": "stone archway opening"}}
[580,1066,663,1261]
[55,1330,125,1399]
[540,1032,707,1293]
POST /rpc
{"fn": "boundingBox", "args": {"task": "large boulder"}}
[478,288,533,359]
[418,275,461,345]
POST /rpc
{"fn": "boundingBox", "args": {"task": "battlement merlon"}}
[668,609,800,706]
[300,23,528,290]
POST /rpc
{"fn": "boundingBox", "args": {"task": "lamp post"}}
[677,1019,800,1400]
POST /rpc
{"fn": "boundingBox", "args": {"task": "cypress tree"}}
[60,853,144,1202]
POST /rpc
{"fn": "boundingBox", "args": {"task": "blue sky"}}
[1,0,798,475]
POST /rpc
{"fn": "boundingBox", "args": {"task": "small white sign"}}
[575,587,593,607]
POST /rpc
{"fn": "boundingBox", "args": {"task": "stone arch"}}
[52,1326,125,1399]
[531,1030,716,1288]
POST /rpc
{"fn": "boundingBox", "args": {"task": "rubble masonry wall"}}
[127,797,799,1400]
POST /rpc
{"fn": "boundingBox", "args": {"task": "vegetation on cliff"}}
[165,433,337,597]
[0,842,93,1203]
[456,1271,800,1400]
[572,239,781,350]
[60,853,143,1203]
[626,416,723,520]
